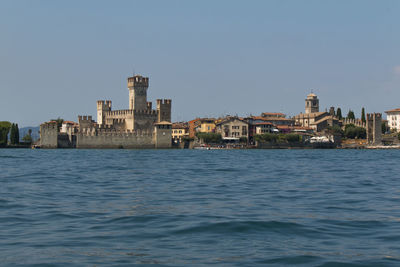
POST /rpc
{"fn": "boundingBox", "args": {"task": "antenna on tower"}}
[132,67,135,77]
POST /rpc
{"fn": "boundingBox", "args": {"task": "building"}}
[305,93,319,114]
[215,116,248,141]
[385,108,400,132]
[172,122,189,143]
[366,113,382,145]
[40,74,172,149]
[188,118,216,138]
[294,93,340,132]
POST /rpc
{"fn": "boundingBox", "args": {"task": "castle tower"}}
[128,75,149,111]
[305,93,319,114]
[157,99,172,122]
[97,100,112,125]
[366,113,382,145]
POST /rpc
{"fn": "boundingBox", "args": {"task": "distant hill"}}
[19,126,40,142]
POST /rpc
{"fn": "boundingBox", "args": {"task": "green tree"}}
[336,108,343,120]
[361,108,366,123]
[196,132,222,144]
[327,125,344,137]
[16,124,20,144]
[344,124,366,139]
[0,121,12,147]
[10,124,16,144]
[10,123,20,145]
[347,110,355,120]
[22,134,32,144]
[50,117,64,129]
[382,123,388,134]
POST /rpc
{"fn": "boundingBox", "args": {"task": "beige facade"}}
[172,122,189,143]
[294,93,339,132]
[215,117,248,139]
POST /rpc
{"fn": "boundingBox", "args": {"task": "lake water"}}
[1,149,400,266]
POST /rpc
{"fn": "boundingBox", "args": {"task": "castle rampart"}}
[40,73,172,149]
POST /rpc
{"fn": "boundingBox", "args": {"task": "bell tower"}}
[128,75,149,110]
[305,93,319,114]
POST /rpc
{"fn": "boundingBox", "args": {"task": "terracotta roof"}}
[261,112,285,116]
[314,116,338,125]
[216,116,247,125]
[385,108,400,113]
[253,122,273,125]
[294,112,326,119]
[276,125,313,130]
[63,121,77,125]
[172,122,188,129]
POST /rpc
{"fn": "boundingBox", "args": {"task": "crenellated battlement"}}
[157,99,172,105]
[156,99,172,122]
[97,100,112,108]
[367,113,382,120]
[78,115,94,122]
[40,121,58,130]
[134,109,157,116]
[127,75,149,88]
[342,118,366,129]
[105,109,134,117]
[78,127,153,137]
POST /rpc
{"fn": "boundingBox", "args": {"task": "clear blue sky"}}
[1,0,400,126]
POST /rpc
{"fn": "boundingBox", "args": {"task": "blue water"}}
[1,149,400,266]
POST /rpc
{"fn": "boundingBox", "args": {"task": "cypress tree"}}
[10,124,16,144]
[15,124,19,144]
[347,110,355,120]
[361,108,366,123]
[336,108,343,120]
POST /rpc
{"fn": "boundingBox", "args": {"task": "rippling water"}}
[1,149,400,266]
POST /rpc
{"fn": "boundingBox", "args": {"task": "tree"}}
[347,110,355,120]
[22,134,32,144]
[361,108,366,123]
[327,125,344,137]
[336,108,343,120]
[344,124,366,139]
[10,123,20,145]
[50,118,64,129]
[382,123,388,134]
[239,137,248,143]
[10,124,16,144]
[16,124,20,144]
[196,132,222,144]
[0,121,12,147]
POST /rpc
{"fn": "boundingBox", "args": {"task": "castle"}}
[40,75,172,149]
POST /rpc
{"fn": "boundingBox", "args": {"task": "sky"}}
[1,0,400,127]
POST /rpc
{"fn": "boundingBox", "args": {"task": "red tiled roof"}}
[252,116,292,121]
[261,112,285,116]
[253,122,273,125]
[385,108,400,113]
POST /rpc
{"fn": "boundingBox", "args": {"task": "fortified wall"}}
[40,74,172,149]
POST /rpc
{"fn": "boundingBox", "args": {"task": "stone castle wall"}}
[40,123,58,148]
[76,131,154,149]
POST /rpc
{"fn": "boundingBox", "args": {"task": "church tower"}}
[305,93,319,114]
[128,75,149,110]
